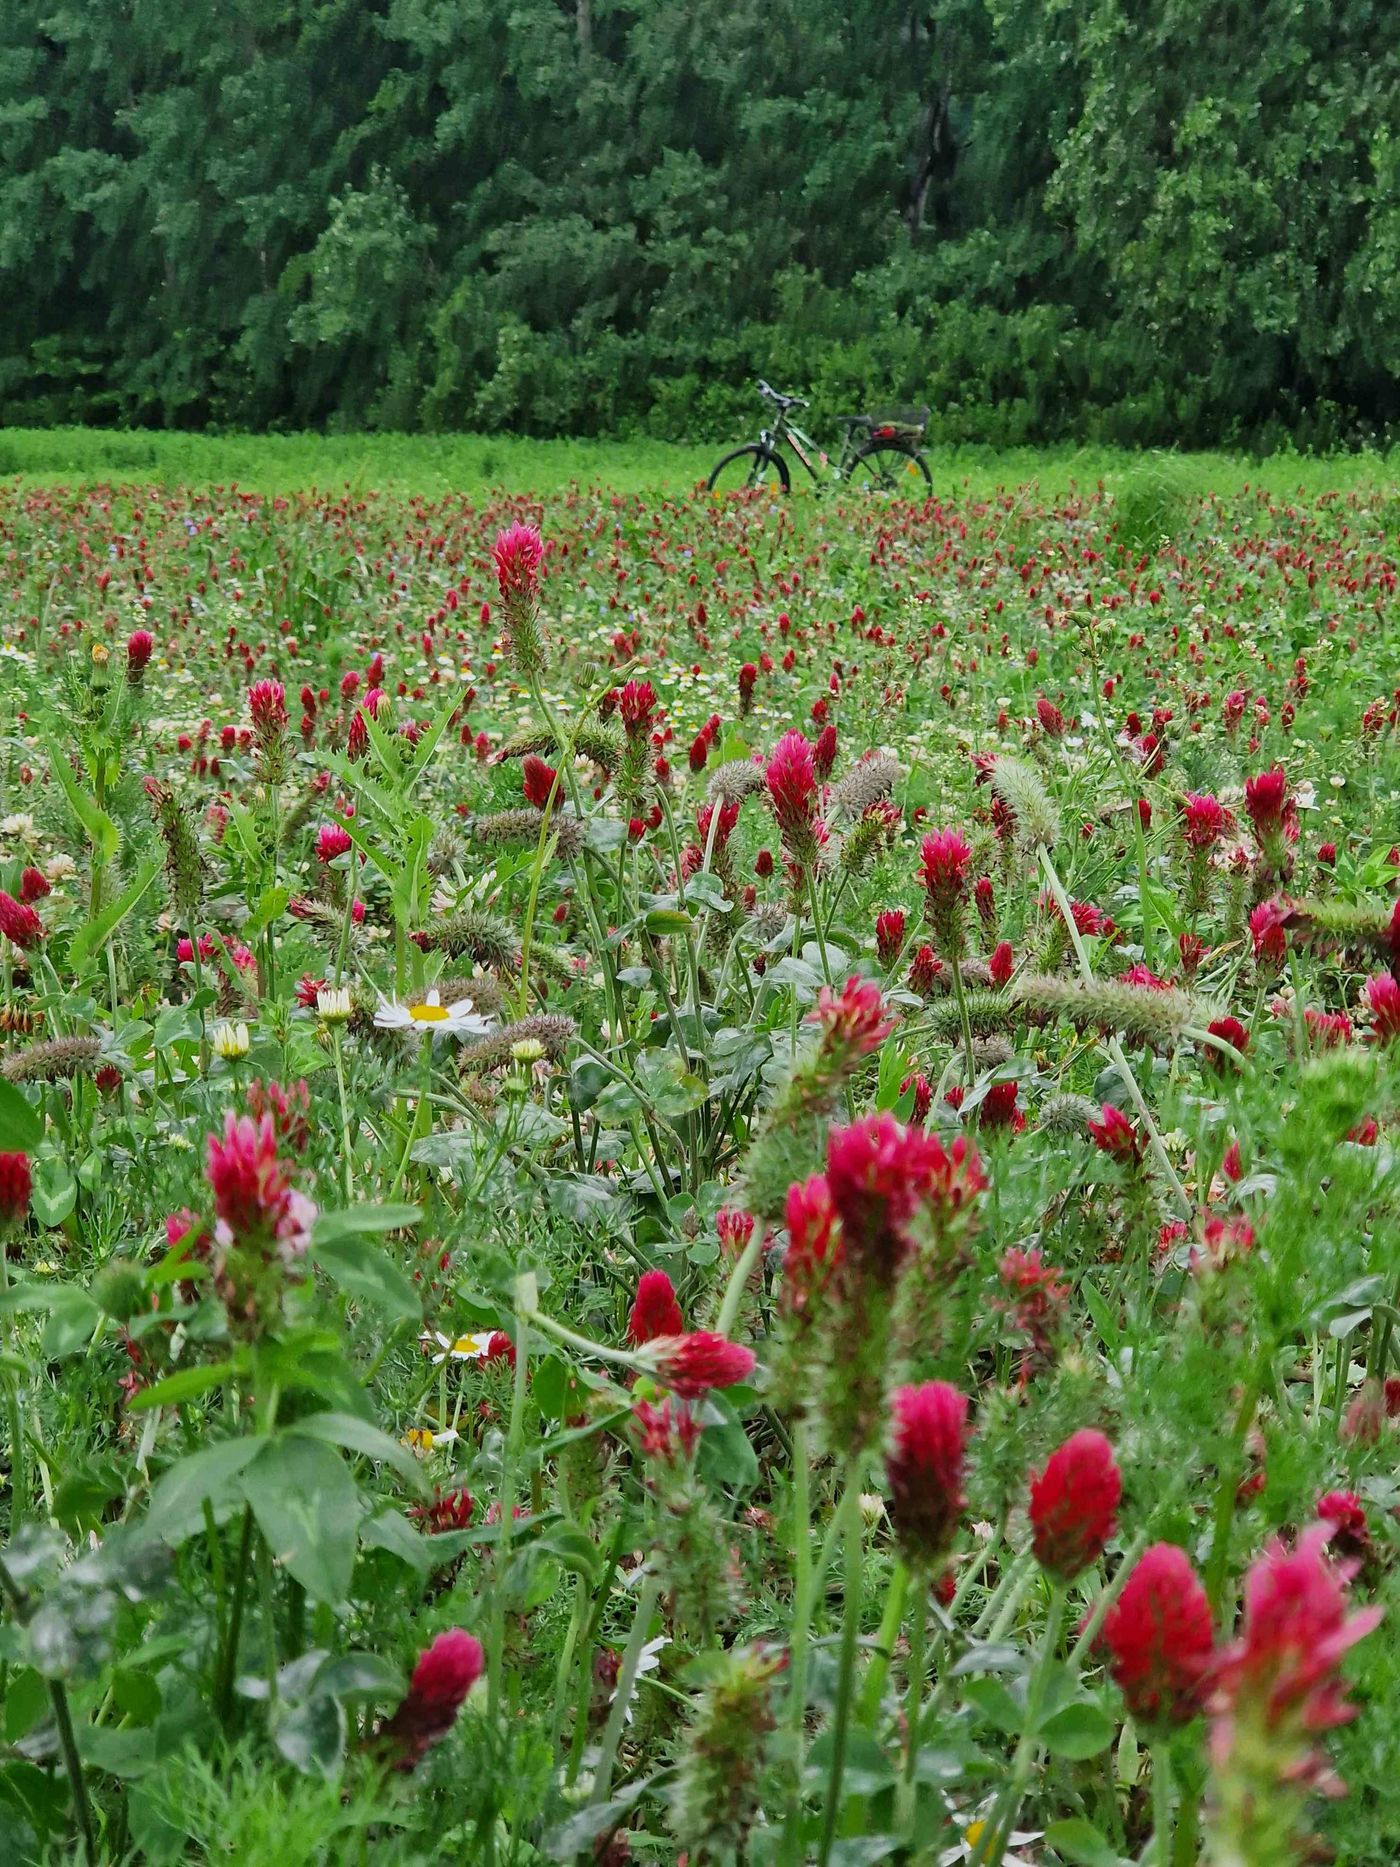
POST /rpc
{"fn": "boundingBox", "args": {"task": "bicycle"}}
[706,379,933,495]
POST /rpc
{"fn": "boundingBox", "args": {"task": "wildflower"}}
[402,1425,460,1455]
[1243,765,1290,848]
[18,867,49,905]
[1086,1102,1142,1164]
[716,1207,755,1259]
[738,661,758,717]
[627,1269,684,1345]
[316,984,353,1023]
[1029,1429,1122,1579]
[996,1246,1068,1376]
[974,874,996,941]
[633,1396,701,1464]
[316,823,352,863]
[1249,899,1289,974]
[0,1152,31,1223]
[918,828,972,957]
[782,1174,841,1318]
[0,892,44,951]
[638,1331,756,1398]
[886,1381,968,1568]
[374,991,492,1041]
[988,940,1013,987]
[493,521,544,607]
[908,943,942,996]
[1364,973,1400,1043]
[1097,1543,1214,1726]
[1205,1015,1250,1065]
[409,1487,474,1533]
[825,1113,984,1285]
[248,679,288,739]
[1035,696,1065,737]
[811,975,892,1066]
[206,1110,315,1267]
[1208,1523,1382,1835]
[1181,792,1232,850]
[875,907,906,967]
[900,1071,932,1124]
[379,1628,484,1771]
[977,1080,1024,1131]
[1316,1491,1373,1568]
[419,1329,493,1364]
[670,1643,783,1858]
[212,1021,250,1060]
[126,629,154,682]
[765,730,819,866]
[521,754,558,809]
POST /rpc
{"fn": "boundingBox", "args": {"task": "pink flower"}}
[316,823,352,863]
[18,867,49,904]
[247,679,288,739]
[0,1152,31,1223]
[205,1112,316,1266]
[522,755,558,808]
[126,629,154,678]
[886,1381,968,1568]
[1098,1543,1214,1726]
[1029,1429,1122,1579]
[1181,792,1232,850]
[615,679,657,735]
[977,1080,1023,1131]
[917,829,972,902]
[380,1628,484,1770]
[0,892,44,951]
[1364,974,1400,1044]
[639,1331,757,1398]
[875,908,906,967]
[765,731,819,856]
[825,1114,984,1284]
[1249,899,1289,969]
[988,940,1014,987]
[633,1397,701,1464]
[716,1206,755,1259]
[627,1270,684,1345]
[782,1174,841,1317]
[1087,1102,1142,1164]
[1209,1523,1382,1792]
[492,522,544,606]
[812,722,838,780]
[811,975,893,1062]
[1205,1016,1250,1066]
[1244,766,1289,843]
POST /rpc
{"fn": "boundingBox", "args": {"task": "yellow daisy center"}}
[409,1002,450,1022]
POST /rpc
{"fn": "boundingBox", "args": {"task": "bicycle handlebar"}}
[757,378,809,410]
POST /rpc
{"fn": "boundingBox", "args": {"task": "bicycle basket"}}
[868,405,930,443]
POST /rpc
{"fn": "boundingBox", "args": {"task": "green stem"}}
[898,1569,929,1837]
[487,1303,532,1724]
[714,1223,765,1336]
[1152,1741,1175,1867]
[0,1556,95,1864]
[817,1459,865,1866]
[857,1558,909,1727]
[331,1027,354,1203]
[779,1420,816,1866]
[972,1583,1067,1867]
[587,1569,662,1807]
[216,1505,256,1724]
[1205,1363,1264,1612]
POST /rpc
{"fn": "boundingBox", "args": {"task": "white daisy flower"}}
[316,985,353,1023]
[419,1328,492,1364]
[373,989,492,1041]
[401,1425,459,1456]
[211,1021,250,1059]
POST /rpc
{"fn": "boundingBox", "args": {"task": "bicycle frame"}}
[762,407,885,483]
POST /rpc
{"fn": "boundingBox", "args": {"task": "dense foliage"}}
[0,468,1397,1865]
[6,1,1400,447]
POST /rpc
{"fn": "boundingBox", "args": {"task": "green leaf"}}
[45,734,119,861]
[68,857,161,971]
[243,884,290,939]
[1039,1699,1116,1759]
[144,1438,267,1547]
[40,1285,100,1357]
[287,1410,425,1487]
[313,1204,421,1245]
[272,1693,345,1777]
[1043,1817,1128,1866]
[240,1435,362,1605]
[126,1362,236,1412]
[359,1508,432,1575]
[0,1081,41,1152]
[30,1158,76,1229]
[313,1232,421,1323]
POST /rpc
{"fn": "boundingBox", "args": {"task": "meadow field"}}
[0,440,1396,1865]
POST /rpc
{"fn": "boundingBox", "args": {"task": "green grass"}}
[3,425,1400,501]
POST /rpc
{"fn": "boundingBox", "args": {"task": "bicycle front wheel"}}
[847,443,932,494]
[706,445,791,495]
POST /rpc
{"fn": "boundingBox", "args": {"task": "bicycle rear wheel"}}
[706,445,791,495]
[848,442,932,494]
